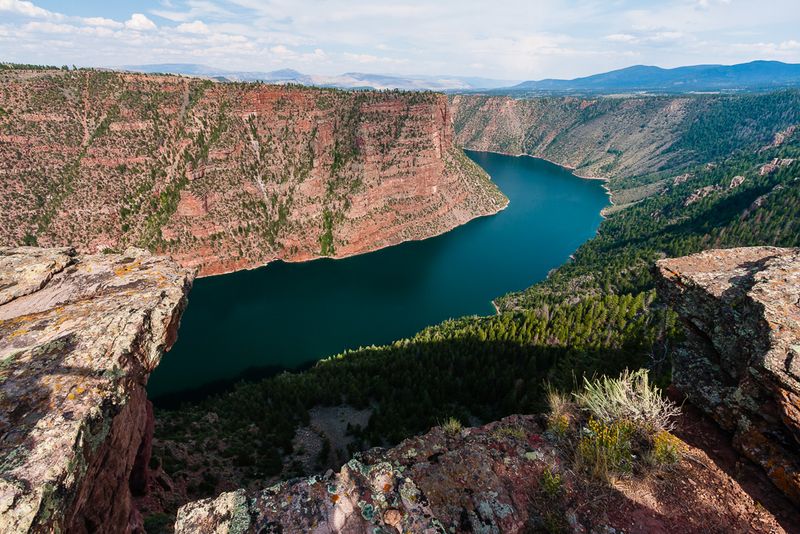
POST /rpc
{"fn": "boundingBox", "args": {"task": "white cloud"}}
[176,20,210,34]
[1,0,800,80]
[606,33,637,43]
[0,0,58,19]
[22,21,74,34]
[125,13,157,31]
[83,17,124,29]
[343,52,408,65]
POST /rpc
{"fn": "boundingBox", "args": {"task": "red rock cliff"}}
[0,69,507,276]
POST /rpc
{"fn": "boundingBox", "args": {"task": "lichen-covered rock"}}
[0,247,193,533]
[655,247,800,504]
[175,415,786,533]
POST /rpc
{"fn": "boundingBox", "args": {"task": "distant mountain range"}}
[122,60,800,95]
[504,61,800,95]
[121,63,517,91]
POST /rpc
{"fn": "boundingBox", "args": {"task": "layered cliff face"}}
[451,94,692,182]
[655,247,800,504]
[174,414,786,533]
[0,247,193,532]
[0,68,506,276]
[450,92,800,196]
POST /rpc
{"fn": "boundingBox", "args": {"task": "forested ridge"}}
[499,136,800,309]
[151,94,800,512]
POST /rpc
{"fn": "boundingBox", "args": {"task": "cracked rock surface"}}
[0,247,193,533]
[655,246,800,504]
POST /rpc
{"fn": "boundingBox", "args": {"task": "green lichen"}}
[358,501,375,521]
[226,491,252,534]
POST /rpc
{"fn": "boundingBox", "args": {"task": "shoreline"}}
[192,199,510,279]
[187,149,609,326]
[192,149,611,279]
[464,147,614,315]
[461,148,616,208]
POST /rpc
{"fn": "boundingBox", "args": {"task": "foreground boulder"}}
[655,247,800,504]
[0,247,193,532]
[175,414,784,533]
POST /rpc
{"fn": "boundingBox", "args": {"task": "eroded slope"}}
[0,68,506,276]
[450,92,800,193]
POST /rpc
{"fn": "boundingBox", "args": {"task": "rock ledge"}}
[0,247,193,533]
[655,246,800,503]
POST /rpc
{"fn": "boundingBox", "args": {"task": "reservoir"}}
[148,151,609,400]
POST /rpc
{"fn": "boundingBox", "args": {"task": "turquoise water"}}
[148,151,609,400]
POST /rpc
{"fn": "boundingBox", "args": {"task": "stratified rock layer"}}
[175,415,785,533]
[451,94,695,181]
[0,247,193,532]
[0,68,507,276]
[655,247,800,503]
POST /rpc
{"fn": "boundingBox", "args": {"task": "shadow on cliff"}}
[670,398,800,533]
[665,256,800,531]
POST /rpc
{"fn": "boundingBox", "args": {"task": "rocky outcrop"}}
[655,247,800,504]
[759,158,796,176]
[0,247,193,532]
[0,68,507,276]
[683,184,721,206]
[174,414,786,533]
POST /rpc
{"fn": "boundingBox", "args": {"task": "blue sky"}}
[1,0,799,80]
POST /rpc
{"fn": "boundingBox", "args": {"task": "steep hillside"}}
[0,67,506,276]
[494,126,800,311]
[451,92,800,193]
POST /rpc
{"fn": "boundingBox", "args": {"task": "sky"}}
[1,0,799,81]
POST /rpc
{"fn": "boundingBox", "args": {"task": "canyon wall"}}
[0,247,192,532]
[450,92,800,194]
[655,247,800,504]
[451,94,692,182]
[0,68,507,276]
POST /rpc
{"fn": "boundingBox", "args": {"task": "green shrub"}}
[492,424,526,440]
[577,417,635,480]
[546,387,573,438]
[649,430,682,466]
[573,369,679,433]
[541,466,563,499]
[441,417,463,436]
